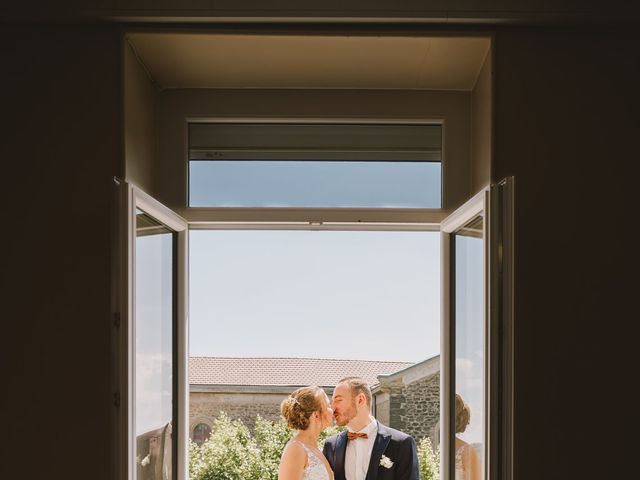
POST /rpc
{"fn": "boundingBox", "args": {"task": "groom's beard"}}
[334,400,357,426]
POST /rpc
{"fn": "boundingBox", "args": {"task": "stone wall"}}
[399,372,440,443]
[375,356,440,446]
[189,390,285,436]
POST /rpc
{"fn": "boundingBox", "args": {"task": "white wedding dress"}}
[454,444,468,480]
[290,440,333,480]
[455,443,479,480]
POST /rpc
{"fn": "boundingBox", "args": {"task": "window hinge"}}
[114,391,121,408]
[113,312,121,328]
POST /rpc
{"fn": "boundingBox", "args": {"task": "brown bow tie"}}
[347,432,369,440]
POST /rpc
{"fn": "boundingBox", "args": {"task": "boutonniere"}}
[380,455,393,469]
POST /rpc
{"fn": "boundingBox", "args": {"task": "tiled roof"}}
[189,357,414,388]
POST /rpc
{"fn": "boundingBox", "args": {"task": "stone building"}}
[188,357,413,443]
[373,355,440,446]
[189,356,440,445]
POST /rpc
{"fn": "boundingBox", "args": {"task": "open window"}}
[116,180,513,480]
[441,180,514,480]
[119,28,511,480]
[115,182,189,480]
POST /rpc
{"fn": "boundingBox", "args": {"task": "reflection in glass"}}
[453,216,484,480]
[135,211,174,480]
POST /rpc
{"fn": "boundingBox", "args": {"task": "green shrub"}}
[417,436,440,480]
[189,413,261,480]
[318,424,344,449]
[189,413,345,480]
[253,416,293,480]
[188,438,202,479]
[189,413,440,480]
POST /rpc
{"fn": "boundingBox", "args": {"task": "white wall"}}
[471,47,492,193]
[124,41,157,194]
[154,88,472,216]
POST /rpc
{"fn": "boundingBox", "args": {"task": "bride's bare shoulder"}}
[281,440,307,463]
[284,440,305,452]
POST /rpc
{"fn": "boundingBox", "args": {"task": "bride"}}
[278,386,335,480]
[455,394,482,480]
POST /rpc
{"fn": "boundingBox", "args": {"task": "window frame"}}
[182,117,447,225]
[191,420,214,446]
[115,163,513,480]
[117,28,507,480]
[440,179,514,480]
[441,189,488,480]
[116,182,189,480]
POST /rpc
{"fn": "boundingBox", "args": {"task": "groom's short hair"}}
[337,376,372,407]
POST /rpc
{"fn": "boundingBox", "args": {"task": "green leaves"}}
[253,416,294,479]
[190,413,261,480]
[417,436,440,480]
[189,412,438,480]
[189,413,345,480]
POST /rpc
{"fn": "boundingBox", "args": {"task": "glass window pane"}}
[453,216,484,480]
[135,211,174,480]
[188,123,442,208]
[189,160,441,208]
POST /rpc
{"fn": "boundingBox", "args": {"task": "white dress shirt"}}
[345,417,378,480]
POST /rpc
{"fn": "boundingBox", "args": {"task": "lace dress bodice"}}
[291,440,332,480]
[454,444,467,480]
[455,443,479,480]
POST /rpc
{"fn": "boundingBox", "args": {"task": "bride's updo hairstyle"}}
[455,393,471,434]
[281,386,324,430]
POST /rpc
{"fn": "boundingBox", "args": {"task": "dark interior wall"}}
[494,28,637,479]
[2,18,637,480]
[2,0,638,22]
[0,26,122,479]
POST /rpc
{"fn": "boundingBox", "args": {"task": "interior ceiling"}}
[128,33,490,91]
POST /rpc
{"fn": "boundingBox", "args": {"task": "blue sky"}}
[189,161,441,208]
[136,225,484,442]
[189,230,441,363]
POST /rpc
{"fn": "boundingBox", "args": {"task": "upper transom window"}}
[188,122,442,209]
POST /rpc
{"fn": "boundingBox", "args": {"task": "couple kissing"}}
[278,376,420,480]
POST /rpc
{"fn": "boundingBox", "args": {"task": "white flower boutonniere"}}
[380,455,394,469]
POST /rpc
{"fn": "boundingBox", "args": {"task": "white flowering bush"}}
[318,424,344,448]
[188,438,202,478]
[189,412,344,480]
[189,413,262,480]
[253,415,294,479]
[189,413,438,480]
[417,436,440,480]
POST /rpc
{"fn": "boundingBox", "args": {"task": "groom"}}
[323,376,420,480]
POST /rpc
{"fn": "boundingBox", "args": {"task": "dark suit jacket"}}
[322,423,419,480]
